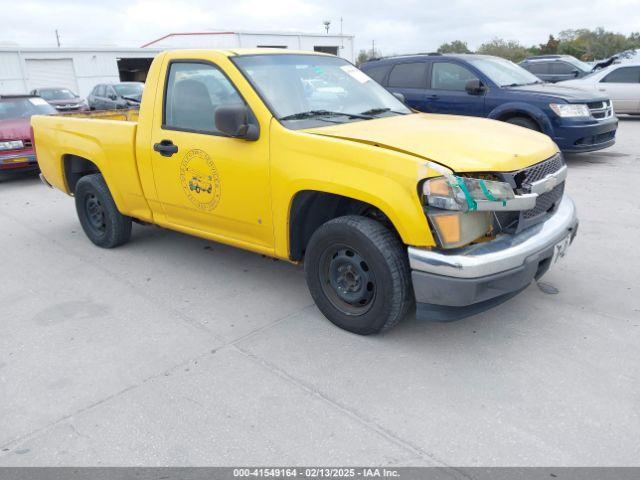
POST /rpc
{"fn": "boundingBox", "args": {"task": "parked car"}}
[361,53,618,153]
[29,87,89,112]
[33,49,578,335]
[560,62,640,115]
[87,82,143,110]
[520,55,594,83]
[0,95,56,174]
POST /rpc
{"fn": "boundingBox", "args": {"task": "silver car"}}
[561,62,640,115]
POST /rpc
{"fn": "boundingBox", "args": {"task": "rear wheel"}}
[304,215,413,335]
[75,173,132,248]
[505,116,540,131]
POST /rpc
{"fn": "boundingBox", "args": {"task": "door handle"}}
[153,140,179,157]
[427,94,440,100]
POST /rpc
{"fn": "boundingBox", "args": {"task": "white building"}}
[0,47,160,98]
[140,30,354,61]
[0,31,354,98]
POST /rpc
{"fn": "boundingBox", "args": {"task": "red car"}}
[0,95,56,174]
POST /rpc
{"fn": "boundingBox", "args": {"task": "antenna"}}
[55,29,61,48]
[323,20,331,34]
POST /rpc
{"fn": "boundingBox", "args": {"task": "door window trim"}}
[161,59,258,138]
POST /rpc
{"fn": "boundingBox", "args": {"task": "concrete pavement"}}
[0,118,638,466]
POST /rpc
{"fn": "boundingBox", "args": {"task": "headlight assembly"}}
[422,175,539,249]
[549,103,590,118]
[0,140,24,151]
[423,176,537,212]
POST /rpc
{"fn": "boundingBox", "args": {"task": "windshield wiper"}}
[278,110,372,121]
[360,107,408,116]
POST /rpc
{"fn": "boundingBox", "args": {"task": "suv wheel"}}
[304,215,413,335]
[75,173,132,248]
[505,116,540,131]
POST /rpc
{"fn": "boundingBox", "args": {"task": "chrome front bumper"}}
[409,196,578,279]
[409,196,578,320]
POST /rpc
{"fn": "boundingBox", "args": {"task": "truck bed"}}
[32,111,151,221]
[62,108,140,122]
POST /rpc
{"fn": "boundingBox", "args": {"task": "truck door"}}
[423,61,486,116]
[149,60,273,251]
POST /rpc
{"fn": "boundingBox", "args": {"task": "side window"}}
[96,85,105,97]
[107,87,117,98]
[388,62,427,89]
[431,62,477,91]
[527,62,549,75]
[550,61,575,74]
[164,61,244,134]
[364,65,391,85]
[601,67,640,83]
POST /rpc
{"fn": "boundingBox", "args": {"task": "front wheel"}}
[75,173,132,248]
[505,116,540,131]
[304,216,414,335]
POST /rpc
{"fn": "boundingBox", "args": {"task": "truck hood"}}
[0,118,31,141]
[304,113,558,173]
[506,82,608,102]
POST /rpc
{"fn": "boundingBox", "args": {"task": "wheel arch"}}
[62,154,101,194]
[489,103,553,135]
[288,190,405,262]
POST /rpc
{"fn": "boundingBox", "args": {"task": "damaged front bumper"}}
[409,195,578,321]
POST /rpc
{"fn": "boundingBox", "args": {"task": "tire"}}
[304,215,413,335]
[505,116,540,131]
[74,173,132,248]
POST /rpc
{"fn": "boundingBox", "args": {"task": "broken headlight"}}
[423,176,536,212]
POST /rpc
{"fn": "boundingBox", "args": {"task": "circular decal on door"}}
[179,149,221,211]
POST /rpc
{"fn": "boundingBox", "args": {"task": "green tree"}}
[437,40,471,54]
[557,28,633,60]
[356,48,380,66]
[539,35,560,54]
[477,38,529,62]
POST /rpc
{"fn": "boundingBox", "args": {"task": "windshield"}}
[467,56,542,87]
[114,83,143,97]
[0,97,57,120]
[232,54,411,128]
[39,88,77,100]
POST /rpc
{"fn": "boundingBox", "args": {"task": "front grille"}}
[574,130,616,146]
[587,99,613,119]
[523,182,565,219]
[23,139,32,148]
[495,153,566,232]
[519,153,564,185]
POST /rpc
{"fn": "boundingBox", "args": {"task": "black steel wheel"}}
[75,173,132,248]
[319,245,376,315]
[304,215,413,335]
[84,193,107,235]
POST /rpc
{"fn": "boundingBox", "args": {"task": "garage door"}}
[25,58,79,93]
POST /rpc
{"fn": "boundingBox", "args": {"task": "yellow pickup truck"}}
[32,49,578,335]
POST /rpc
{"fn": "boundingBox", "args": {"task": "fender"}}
[488,102,554,137]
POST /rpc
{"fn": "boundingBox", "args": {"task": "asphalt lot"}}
[0,117,639,467]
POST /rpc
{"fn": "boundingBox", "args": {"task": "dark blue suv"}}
[361,53,618,153]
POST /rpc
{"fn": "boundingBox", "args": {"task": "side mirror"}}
[215,104,259,141]
[391,92,406,104]
[465,79,485,95]
[109,94,117,100]
[572,69,580,77]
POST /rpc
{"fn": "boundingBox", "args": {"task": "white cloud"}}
[0,0,638,53]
